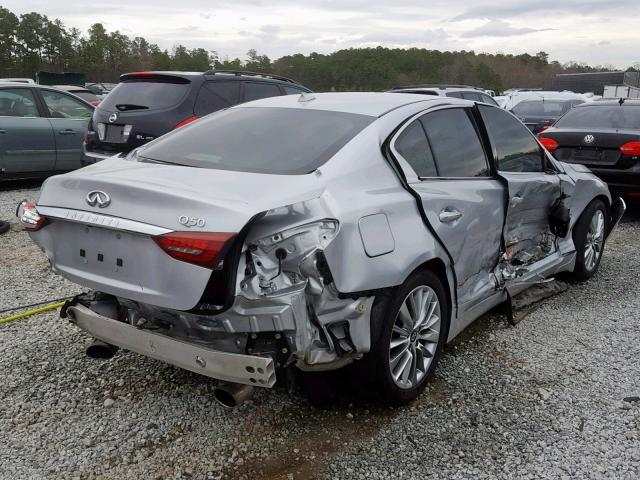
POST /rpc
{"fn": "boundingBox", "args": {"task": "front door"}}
[39,89,93,171]
[0,87,55,176]
[477,104,562,269]
[391,106,505,308]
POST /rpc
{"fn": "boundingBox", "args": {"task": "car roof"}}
[576,99,640,107]
[119,70,304,86]
[233,91,470,117]
[53,85,91,92]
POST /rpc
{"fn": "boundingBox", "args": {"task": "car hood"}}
[37,157,326,233]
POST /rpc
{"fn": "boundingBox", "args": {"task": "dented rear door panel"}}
[499,172,562,265]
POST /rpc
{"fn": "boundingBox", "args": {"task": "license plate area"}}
[71,224,135,273]
[574,148,601,161]
[105,125,126,143]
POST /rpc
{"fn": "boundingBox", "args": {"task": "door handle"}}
[58,129,76,135]
[0,129,6,134]
[439,208,463,223]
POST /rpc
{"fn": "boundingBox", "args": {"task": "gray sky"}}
[5,0,640,67]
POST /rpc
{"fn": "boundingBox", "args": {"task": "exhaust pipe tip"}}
[213,382,255,409]
[86,339,119,360]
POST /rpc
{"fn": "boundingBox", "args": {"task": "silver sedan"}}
[19,92,625,407]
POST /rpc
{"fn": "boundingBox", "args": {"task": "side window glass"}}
[195,81,240,116]
[461,92,481,102]
[394,120,438,178]
[283,86,305,95]
[480,94,498,106]
[243,82,281,102]
[445,91,463,99]
[41,90,92,119]
[419,108,489,177]
[479,105,544,172]
[0,88,39,117]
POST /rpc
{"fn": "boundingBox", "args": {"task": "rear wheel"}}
[572,199,607,281]
[363,270,448,405]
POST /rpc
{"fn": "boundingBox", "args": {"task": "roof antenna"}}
[298,92,316,103]
[619,97,625,105]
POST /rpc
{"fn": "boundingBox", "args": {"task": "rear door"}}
[0,87,56,175]
[39,89,93,171]
[391,106,505,308]
[478,105,561,266]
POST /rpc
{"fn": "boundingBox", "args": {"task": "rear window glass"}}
[244,82,281,102]
[138,107,374,175]
[555,105,640,129]
[512,99,582,116]
[195,81,240,116]
[99,80,190,111]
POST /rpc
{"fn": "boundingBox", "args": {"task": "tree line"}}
[0,6,634,92]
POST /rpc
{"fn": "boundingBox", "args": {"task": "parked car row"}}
[18,89,625,407]
[0,71,311,179]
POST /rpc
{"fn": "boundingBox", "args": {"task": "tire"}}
[362,269,449,406]
[0,221,10,235]
[572,199,607,281]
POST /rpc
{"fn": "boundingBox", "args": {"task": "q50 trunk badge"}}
[178,215,206,228]
[108,112,118,123]
[584,134,595,144]
[86,191,111,208]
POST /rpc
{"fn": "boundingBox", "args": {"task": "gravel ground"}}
[1,183,639,480]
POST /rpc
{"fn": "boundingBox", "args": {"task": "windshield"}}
[512,99,582,117]
[555,105,640,129]
[139,107,374,175]
[99,80,190,111]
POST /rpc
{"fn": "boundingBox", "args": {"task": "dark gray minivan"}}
[82,70,312,164]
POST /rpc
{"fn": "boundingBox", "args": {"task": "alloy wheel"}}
[584,209,605,271]
[389,285,441,389]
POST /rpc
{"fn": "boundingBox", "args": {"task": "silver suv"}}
[19,92,624,407]
[388,84,499,105]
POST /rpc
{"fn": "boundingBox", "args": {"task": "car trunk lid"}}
[32,157,324,310]
[542,128,639,169]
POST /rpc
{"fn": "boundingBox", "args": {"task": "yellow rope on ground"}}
[0,302,66,325]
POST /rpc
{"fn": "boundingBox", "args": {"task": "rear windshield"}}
[99,80,190,111]
[512,99,582,116]
[138,107,374,175]
[555,105,640,129]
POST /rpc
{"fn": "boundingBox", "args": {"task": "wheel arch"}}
[411,257,453,340]
[369,256,454,347]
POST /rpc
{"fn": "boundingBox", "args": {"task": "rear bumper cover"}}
[66,303,276,387]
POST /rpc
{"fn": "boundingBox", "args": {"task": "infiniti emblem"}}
[86,190,111,208]
[584,134,595,144]
[108,112,118,123]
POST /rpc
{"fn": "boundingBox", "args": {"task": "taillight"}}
[91,100,100,107]
[539,137,559,153]
[174,116,199,130]
[83,129,89,143]
[620,141,640,157]
[153,231,236,269]
[536,125,550,134]
[16,200,46,231]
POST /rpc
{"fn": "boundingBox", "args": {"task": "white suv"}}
[388,84,499,106]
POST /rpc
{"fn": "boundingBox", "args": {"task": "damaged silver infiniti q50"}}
[19,93,625,407]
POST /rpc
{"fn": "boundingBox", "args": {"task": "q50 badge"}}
[178,215,206,228]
